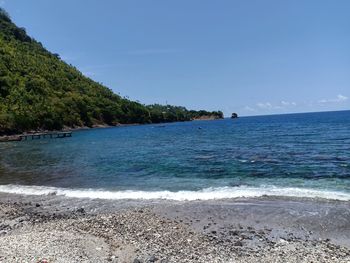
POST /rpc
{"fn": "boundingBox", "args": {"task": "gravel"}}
[0,198,350,262]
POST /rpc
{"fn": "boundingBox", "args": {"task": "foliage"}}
[0,8,223,135]
[148,104,223,123]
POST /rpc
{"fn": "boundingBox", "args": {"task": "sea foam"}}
[0,184,349,201]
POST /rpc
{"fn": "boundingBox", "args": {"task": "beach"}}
[1,193,349,262]
[1,112,349,262]
[1,2,349,262]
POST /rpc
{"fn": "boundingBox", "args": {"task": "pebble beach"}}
[1,193,349,262]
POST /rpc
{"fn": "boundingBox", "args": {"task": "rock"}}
[279,238,288,244]
[229,230,239,236]
[231,113,238,118]
[148,255,157,262]
[76,208,85,214]
[234,240,243,247]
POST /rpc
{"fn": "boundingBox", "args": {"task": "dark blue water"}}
[0,111,349,200]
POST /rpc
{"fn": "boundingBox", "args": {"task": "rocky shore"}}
[0,193,349,262]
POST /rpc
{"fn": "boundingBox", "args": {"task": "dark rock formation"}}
[231,113,238,119]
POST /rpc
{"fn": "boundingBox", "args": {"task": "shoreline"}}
[0,192,349,262]
[0,117,224,141]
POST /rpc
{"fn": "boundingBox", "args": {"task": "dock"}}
[19,131,72,140]
[0,131,73,142]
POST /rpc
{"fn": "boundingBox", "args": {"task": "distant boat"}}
[231,113,238,119]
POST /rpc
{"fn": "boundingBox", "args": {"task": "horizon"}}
[232,109,350,118]
[1,0,349,117]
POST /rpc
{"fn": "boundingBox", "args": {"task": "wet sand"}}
[0,192,350,262]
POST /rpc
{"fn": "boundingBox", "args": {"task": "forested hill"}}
[0,8,223,135]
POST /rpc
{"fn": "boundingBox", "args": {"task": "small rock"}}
[76,208,85,214]
[279,238,288,244]
[148,255,157,262]
[229,230,239,236]
[234,240,243,247]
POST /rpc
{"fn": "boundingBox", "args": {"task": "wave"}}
[0,184,349,201]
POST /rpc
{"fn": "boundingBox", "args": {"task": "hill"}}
[0,8,223,135]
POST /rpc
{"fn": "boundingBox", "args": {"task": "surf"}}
[0,184,349,201]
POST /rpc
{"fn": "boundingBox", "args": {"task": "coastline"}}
[0,117,224,141]
[1,192,349,262]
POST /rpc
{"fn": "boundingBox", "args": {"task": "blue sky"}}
[1,0,349,116]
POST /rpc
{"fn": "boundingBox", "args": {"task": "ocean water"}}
[0,110,349,201]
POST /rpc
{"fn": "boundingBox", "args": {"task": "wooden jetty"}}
[1,132,72,142]
[19,131,72,141]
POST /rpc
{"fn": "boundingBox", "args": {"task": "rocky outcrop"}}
[231,113,238,119]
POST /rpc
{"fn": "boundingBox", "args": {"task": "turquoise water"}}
[0,111,349,200]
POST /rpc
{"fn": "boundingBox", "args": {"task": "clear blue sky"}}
[1,0,349,116]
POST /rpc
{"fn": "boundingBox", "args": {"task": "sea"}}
[0,110,349,201]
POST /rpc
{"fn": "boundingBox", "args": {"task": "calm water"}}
[0,111,349,200]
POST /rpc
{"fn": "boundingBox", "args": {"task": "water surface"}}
[0,111,349,200]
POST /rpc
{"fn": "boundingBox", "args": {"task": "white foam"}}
[0,184,349,201]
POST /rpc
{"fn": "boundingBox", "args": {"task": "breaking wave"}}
[0,184,349,201]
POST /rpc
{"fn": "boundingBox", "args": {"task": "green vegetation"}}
[0,8,223,135]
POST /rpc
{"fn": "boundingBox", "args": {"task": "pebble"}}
[0,202,350,263]
[148,255,157,262]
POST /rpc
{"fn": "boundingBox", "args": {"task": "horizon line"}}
[232,109,350,118]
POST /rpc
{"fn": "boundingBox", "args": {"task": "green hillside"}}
[0,8,223,135]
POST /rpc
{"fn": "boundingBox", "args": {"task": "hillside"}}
[0,8,223,135]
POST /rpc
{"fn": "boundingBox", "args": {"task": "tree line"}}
[0,8,223,135]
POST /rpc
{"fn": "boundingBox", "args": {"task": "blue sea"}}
[0,111,349,201]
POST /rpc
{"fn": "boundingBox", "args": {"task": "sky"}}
[1,0,349,116]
